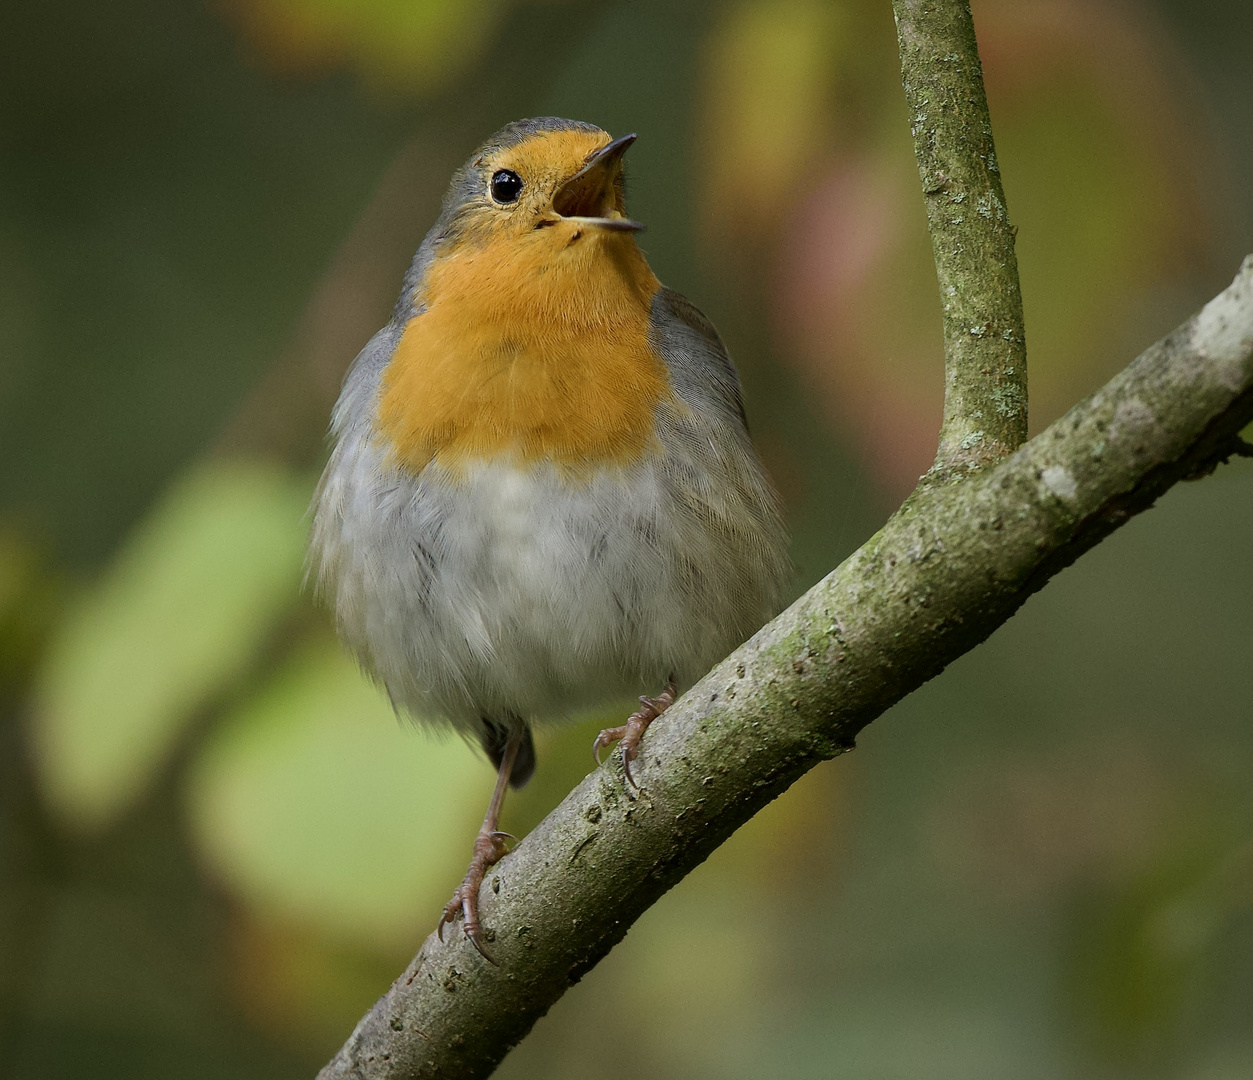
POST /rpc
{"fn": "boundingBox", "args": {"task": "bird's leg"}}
[438,727,522,963]
[593,676,678,788]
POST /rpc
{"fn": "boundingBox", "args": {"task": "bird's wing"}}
[648,286,751,435]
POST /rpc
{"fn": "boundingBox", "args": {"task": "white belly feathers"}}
[310,407,785,734]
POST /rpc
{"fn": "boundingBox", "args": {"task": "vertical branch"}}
[893,0,1027,474]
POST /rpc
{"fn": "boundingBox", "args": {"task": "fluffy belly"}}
[313,444,748,731]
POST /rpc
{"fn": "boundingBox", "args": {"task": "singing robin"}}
[309,117,789,959]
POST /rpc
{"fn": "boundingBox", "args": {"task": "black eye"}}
[489,169,523,204]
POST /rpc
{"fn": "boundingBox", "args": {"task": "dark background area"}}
[2,1,1251,1076]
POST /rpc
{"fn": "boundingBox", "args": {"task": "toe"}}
[438,890,462,940]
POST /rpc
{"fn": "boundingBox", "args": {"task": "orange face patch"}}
[376,209,666,475]
[491,129,615,200]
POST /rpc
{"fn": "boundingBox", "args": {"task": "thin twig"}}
[893,0,1028,474]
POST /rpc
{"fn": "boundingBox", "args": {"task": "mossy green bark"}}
[893,0,1028,471]
[318,260,1253,1080]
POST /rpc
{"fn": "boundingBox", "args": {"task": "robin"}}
[309,117,789,959]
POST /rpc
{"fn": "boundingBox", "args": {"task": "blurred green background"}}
[2,0,1252,1076]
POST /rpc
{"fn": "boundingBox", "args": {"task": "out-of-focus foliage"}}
[703,0,1215,495]
[1066,831,1253,1067]
[2,0,1252,1077]
[221,0,566,94]
[186,631,493,948]
[0,531,63,698]
[698,0,842,242]
[30,462,308,830]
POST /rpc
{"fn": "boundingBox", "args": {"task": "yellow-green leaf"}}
[222,0,511,95]
[186,633,492,949]
[30,460,309,829]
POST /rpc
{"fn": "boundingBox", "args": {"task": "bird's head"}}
[431,118,644,256]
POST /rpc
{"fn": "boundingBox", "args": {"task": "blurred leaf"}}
[727,0,1216,497]
[699,0,842,250]
[220,0,513,94]
[30,459,308,830]
[186,632,493,949]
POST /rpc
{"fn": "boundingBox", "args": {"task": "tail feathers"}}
[479,718,536,788]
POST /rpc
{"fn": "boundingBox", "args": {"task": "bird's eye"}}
[489,169,524,204]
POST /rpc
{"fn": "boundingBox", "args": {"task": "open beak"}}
[552,133,645,233]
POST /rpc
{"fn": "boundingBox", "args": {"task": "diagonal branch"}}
[316,258,1253,1079]
[894,0,1028,473]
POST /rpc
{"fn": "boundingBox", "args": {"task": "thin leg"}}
[593,676,678,788]
[438,728,522,962]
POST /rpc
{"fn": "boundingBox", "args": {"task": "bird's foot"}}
[593,678,677,788]
[438,828,514,962]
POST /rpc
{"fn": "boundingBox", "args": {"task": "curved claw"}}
[461,893,498,965]
[592,725,627,766]
[622,751,639,790]
[470,938,498,964]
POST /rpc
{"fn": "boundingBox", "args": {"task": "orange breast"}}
[376,227,668,477]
